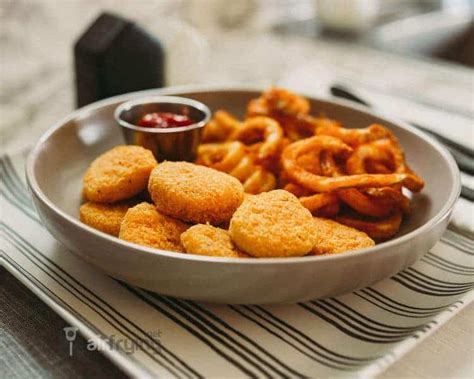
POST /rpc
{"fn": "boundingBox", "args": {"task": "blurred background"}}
[1,0,473,153]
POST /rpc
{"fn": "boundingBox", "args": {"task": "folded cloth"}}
[1,151,473,378]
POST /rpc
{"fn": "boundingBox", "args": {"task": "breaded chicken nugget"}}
[84,145,157,203]
[80,201,133,236]
[181,224,248,258]
[148,162,244,225]
[243,193,256,201]
[229,190,314,257]
[119,202,189,252]
[311,217,375,255]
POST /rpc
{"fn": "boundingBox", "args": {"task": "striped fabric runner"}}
[1,151,473,378]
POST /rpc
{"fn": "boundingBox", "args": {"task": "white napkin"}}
[1,151,473,378]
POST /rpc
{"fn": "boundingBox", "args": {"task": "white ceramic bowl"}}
[26,86,460,304]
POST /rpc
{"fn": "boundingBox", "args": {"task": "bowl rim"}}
[114,95,211,134]
[26,84,461,265]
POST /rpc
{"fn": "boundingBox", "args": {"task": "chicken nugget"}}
[119,202,189,252]
[84,145,157,203]
[79,201,133,236]
[229,190,314,257]
[311,217,375,255]
[181,224,248,258]
[148,161,244,225]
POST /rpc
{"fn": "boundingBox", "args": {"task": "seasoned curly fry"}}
[280,115,315,141]
[299,193,339,214]
[315,200,341,218]
[247,97,269,117]
[297,148,344,176]
[230,116,284,163]
[202,110,242,142]
[313,142,401,217]
[283,183,312,197]
[247,87,346,142]
[346,142,392,174]
[366,160,393,174]
[229,155,256,181]
[336,212,403,240]
[364,187,411,214]
[282,136,423,193]
[242,169,277,194]
[196,141,246,172]
[284,183,340,216]
[346,139,424,191]
[320,150,345,177]
[338,188,394,218]
[296,151,323,175]
[263,87,310,116]
[286,135,352,179]
[316,123,393,147]
[197,142,277,194]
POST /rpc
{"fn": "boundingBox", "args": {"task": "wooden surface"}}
[0,267,127,378]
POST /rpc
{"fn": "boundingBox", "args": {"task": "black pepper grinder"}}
[74,12,165,108]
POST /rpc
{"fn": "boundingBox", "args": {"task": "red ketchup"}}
[137,112,195,128]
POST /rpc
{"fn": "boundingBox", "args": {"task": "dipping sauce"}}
[137,112,195,128]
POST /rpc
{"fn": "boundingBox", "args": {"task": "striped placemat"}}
[1,151,473,378]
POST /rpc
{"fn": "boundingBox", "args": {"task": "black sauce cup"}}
[114,96,211,162]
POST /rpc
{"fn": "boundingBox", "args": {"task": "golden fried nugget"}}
[311,217,375,255]
[229,190,314,257]
[243,193,256,201]
[148,161,244,225]
[79,201,132,236]
[181,224,248,258]
[119,202,189,252]
[83,145,157,203]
